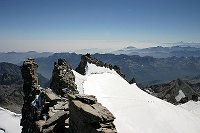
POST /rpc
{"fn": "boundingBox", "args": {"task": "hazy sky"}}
[0,0,200,52]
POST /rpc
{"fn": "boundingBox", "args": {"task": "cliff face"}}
[76,53,125,78]
[0,62,23,85]
[68,94,117,133]
[20,58,43,133]
[148,79,199,104]
[20,57,117,133]
[50,59,78,95]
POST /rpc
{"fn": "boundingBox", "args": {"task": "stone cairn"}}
[21,58,117,133]
[76,53,125,78]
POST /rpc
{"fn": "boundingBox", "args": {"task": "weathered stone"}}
[20,58,117,133]
[69,94,117,133]
[92,103,115,122]
[35,120,45,132]
[53,101,68,110]
[43,110,69,129]
[42,124,56,133]
[67,93,76,100]
[70,100,103,123]
[21,58,42,133]
[76,53,125,79]
[74,94,97,104]
[50,59,78,95]
[48,107,59,117]
[45,88,61,102]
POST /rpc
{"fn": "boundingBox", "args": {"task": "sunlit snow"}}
[73,63,200,133]
[179,101,200,118]
[1,62,200,133]
[0,107,21,133]
[175,90,186,102]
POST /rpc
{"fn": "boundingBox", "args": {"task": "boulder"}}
[43,110,69,129]
[68,94,117,133]
[45,88,61,102]
[70,100,103,123]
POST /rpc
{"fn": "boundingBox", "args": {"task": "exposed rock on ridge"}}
[20,58,117,133]
[20,58,69,133]
[76,53,125,78]
[68,94,117,133]
[50,59,78,95]
[20,58,43,133]
[148,78,199,104]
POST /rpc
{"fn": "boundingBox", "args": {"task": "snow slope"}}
[179,101,200,118]
[0,107,21,133]
[73,63,200,133]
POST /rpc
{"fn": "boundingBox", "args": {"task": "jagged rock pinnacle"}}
[20,58,42,133]
[76,53,125,78]
[50,58,78,95]
[20,58,117,133]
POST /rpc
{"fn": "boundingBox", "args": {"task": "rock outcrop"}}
[76,53,125,78]
[68,94,117,133]
[50,59,78,95]
[20,58,70,133]
[20,58,44,133]
[20,58,117,133]
[148,79,200,104]
[129,77,136,84]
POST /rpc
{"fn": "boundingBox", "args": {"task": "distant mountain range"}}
[1,51,200,112]
[0,51,53,64]
[163,42,200,48]
[112,45,200,58]
[0,62,49,113]
[0,43,200,87]
[32,53,200,87]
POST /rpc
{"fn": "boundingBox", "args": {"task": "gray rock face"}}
[148,79,200,104]
[68,94,117,133]
[74,94,97,104]
[43,110,69,129]
[21,58,42,133]
[50,59,78,95]
[76,53,125,78]
[21,59,70,133]
[20,58,117,133]
[129,77,136,84]
[45,88,61,102]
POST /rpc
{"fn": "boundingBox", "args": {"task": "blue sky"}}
[0,0,200,52]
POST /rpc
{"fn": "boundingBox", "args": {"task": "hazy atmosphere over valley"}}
[1,0,200,52]
[1,0,200,133]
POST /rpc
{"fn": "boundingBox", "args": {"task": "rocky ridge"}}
[20,58,117,133]
[76,53,125,78]
[68,94,117,133]
[50,59,78,95]
[0,62,49,113]
[20,58,42,133]
[147,79,199,104]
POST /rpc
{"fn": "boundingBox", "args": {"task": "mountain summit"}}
[73,54,200,133]
[1,55,200,133]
